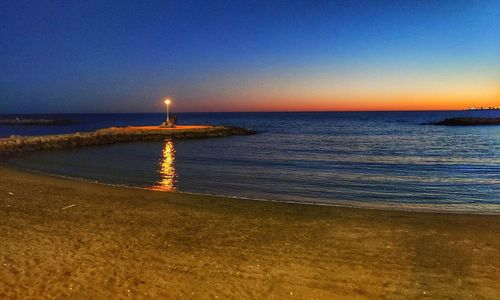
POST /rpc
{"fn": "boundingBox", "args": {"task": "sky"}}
[1,0,499,113]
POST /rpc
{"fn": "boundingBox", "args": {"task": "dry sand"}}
[0,166,499,299]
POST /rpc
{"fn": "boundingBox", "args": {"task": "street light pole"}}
[164,98,171,123]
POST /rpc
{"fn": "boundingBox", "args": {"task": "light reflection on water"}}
[151,140,177,191]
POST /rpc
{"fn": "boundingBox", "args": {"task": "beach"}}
[3,0,500,298]
[1,166,499,299]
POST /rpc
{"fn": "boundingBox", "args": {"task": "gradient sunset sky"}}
[1,1,499,113]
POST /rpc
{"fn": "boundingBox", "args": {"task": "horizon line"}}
[1,108,482,115]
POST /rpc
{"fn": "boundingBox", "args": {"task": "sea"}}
[1,111,499,213]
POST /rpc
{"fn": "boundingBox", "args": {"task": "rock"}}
[432,118,500,126]
[0,118,79,126]
[0,125,255,156]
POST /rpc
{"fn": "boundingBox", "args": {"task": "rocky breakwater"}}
[432,117,500,126]
[0,125,255,156]
[0,118,78,125]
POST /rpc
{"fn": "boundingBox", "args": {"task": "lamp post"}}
[164,98,171,123]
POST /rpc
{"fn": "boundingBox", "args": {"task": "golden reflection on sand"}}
[152,139,176,191]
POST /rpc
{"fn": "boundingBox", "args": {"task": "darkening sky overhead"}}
[1,0,499,113]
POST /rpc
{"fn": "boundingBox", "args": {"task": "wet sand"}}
[0,166,499,299]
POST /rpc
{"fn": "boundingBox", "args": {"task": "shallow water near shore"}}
[3,111,500,213]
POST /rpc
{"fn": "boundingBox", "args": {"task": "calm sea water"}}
[2,111,499,213]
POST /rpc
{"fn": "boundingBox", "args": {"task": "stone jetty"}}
[433,117,500,126]
[0,118,78,126]
[0,125,255,155]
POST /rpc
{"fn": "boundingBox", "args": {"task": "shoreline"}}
[1,165,500,298]
[5,163,499,216]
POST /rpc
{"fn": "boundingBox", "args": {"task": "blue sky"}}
[1,0,499,113]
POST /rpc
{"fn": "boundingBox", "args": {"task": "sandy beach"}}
[0,166,499,299]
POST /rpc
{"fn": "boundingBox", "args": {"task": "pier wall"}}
[0,126,254,155]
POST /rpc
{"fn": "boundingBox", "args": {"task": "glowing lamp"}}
[164,98,172,122]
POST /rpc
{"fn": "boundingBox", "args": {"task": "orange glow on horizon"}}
[171,71,499,112]
[175,94,499,112]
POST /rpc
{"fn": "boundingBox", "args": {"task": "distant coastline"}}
[464,106,500,111]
